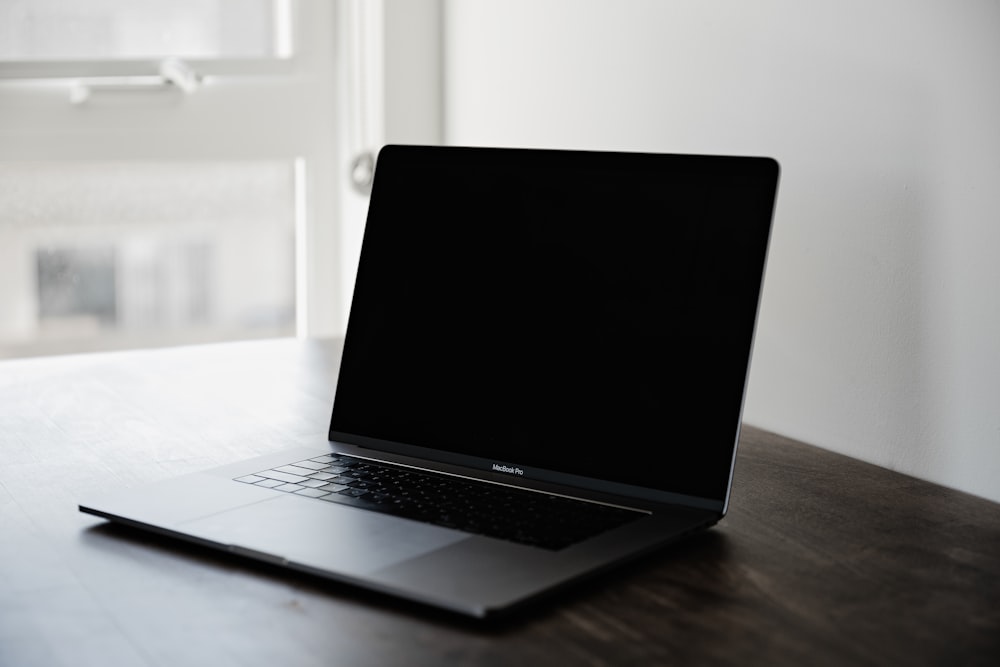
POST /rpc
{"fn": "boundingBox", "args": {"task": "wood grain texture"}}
[1,338,998,666]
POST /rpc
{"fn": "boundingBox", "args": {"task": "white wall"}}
[442,0,1000,503]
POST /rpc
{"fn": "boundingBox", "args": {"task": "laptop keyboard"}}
[234,453,643,551]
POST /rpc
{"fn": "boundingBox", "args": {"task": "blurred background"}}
[1,0,998,502]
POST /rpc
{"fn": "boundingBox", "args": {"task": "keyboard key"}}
[318,482,349,493]
[275,483,305,492]
[292,460,329,471]
[257,470,309,484]
[295,487,331,498]
[275,465,317,477]
[329,475,356,485]
[257,470,310,484]
[235,474,265,484]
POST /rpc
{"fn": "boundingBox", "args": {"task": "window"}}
[0,0,291,72]
[1,161,296,356]
[0,0,343,358]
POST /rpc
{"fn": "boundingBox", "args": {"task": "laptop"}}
[80,145,779,619]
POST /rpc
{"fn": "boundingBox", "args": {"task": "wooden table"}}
[2,338,998,666]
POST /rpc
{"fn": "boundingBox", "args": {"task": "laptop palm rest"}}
[177,495,469,576]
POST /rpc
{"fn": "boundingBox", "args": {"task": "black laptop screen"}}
[330,146,778,505]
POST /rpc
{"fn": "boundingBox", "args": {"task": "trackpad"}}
[178,495,468,576]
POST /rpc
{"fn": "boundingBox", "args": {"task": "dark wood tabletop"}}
[1,338,998,666]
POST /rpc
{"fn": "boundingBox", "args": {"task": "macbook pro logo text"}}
[491,463,524,476]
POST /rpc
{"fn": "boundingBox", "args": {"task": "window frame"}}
[0,0,347,354]
[0,58,295,80]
